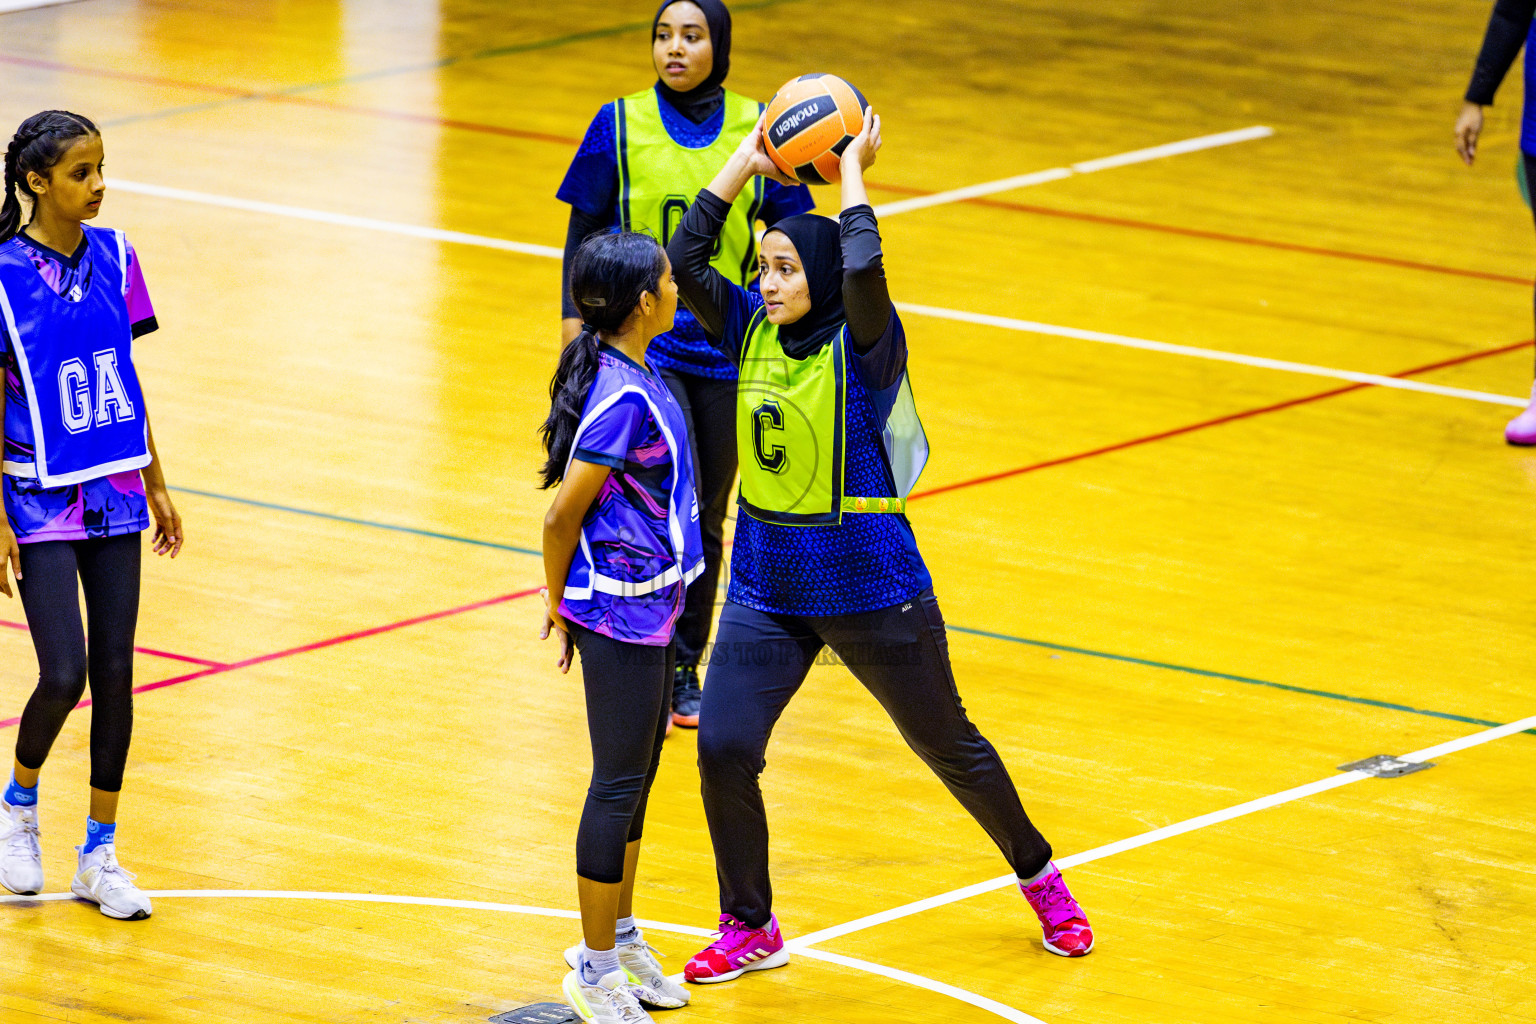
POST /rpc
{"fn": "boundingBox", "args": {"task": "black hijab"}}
[765,214,845,359]
[653,0,732,125]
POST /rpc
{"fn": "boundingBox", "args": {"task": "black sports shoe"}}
[671,663,702,728]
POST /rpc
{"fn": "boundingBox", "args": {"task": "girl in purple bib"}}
[538,232,702,1023]
[0,111,184,922]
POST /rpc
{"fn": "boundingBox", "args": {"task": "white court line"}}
[0,0,85,11]
[870,126,1274,217]
[107,180,564,260]
[796,947,1050,1024]
[789,712,1536,950]
[0,891,1037,1024]
[12,712,1529,1023]
[108,177,1526,407]
[894,302,1530,408]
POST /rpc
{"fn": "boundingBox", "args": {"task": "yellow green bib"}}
[616,87,764,285]
[736,309,928,526]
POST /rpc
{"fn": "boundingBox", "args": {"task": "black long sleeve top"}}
[665,189,907,391]
[1466,0,1536,105]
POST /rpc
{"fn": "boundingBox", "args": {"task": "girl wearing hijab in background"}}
[665,112,1096,986]
[1456,0,1536,444]
[556,0,814,732]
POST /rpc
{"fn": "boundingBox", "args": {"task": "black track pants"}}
[697,591,1053,928]
[13,534,141,793]
[658,370,737,670]
[570,623,674,884]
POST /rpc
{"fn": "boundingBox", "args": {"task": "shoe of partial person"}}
[0,799,43,896]
[1019,864,1093,956]
[71,844,152,920]
[670,664,702,728]
[682,913,788,983]
[1506,382,1536,445]
[564,941,689,1009]
[561,968,654,1023]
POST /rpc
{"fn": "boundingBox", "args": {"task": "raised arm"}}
[667,115,793,354]
[668,191,739,342]
[837,111,893,354]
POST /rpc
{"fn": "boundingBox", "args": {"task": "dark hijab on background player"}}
[763,213,844,358]
[653,0,732,124]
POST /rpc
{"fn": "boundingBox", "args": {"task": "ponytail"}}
[538,231,668,488]
[1,110,100,244]
[539,327,604,489]
[0,135,24,244]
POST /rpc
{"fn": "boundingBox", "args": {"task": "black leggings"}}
[570,623,674,884]
[14,534,141,793]
[697,591,1053,927]
[659,370,737,669]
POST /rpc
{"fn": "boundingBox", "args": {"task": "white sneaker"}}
[561,968,654,1024]
[565,941,689,1009]
[0,800,43,896]
[71,844,152,920]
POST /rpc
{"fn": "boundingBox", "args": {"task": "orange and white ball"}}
[763,73,867,186]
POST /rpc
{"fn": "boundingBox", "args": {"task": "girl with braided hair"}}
[0,110,182,920]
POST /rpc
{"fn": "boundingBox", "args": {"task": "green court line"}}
[170,486,539,556]
[948,624,1534,735]
[172,485,1527,737]
[103,0,807,130]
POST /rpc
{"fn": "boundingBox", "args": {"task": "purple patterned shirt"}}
[558,347,704,646]
[1,230,157,544]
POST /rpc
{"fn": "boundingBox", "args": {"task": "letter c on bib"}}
[752,400,787,474]
[58,358,91,433]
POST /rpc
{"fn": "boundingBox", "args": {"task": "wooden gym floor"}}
[0,1,1533,1021]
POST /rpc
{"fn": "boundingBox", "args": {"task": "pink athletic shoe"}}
[1019,864,1094,957]
[683,913,789,983]
[1506,383,1536,446]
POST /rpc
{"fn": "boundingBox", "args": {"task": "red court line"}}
[0,587,543,729]
[0,54,253,97]
[910,338,1536,501]
[272,95,585,146]
[0,618,226,668]
[5,52,1528,289]
[907,189,1535,289]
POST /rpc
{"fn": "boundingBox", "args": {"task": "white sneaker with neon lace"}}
[0,800,43,896]
[71,844,152,920]
[561,968,654,1024]
[564,941,689,1009]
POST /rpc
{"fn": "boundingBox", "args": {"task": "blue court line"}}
[101,0,806,130]
[169,486,540,556]
[948,625,1535,735]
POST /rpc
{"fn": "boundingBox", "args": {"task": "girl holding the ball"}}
[666,105,1095,983]
[556,0,814,733]
[0,110,183,921]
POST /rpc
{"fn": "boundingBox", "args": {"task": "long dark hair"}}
[2,110,100,244]
[539,231,668,488]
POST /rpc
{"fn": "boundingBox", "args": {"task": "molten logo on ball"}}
[774,98,832,138]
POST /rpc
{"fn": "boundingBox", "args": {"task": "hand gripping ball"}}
[763,73,868,185]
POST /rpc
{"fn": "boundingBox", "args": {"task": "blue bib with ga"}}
[0,227,150,488]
